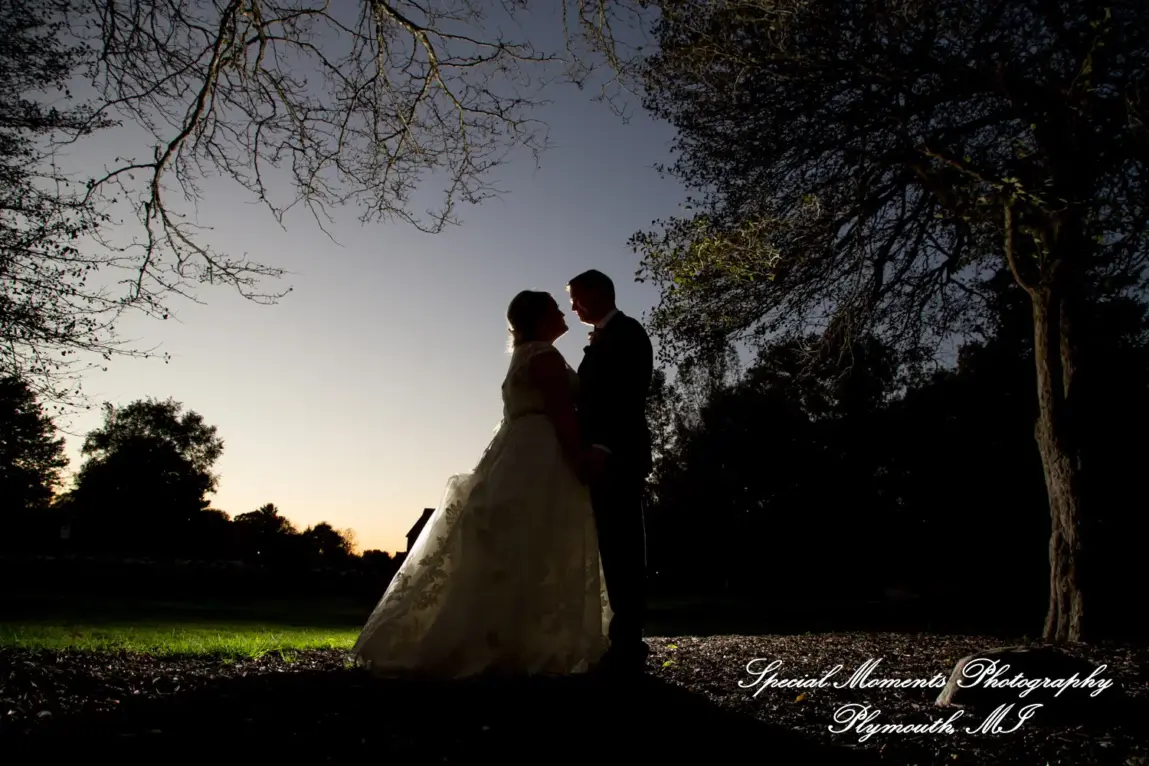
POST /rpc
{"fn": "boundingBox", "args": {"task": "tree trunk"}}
[1031,285,1085,643]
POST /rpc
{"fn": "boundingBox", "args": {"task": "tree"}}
[70,396,224,554]
[644,331,901,597]
[622,0,1148,642]
[338,527,359,556]
[361,548,392,566]
[0,0,138,399]
[234,502,297,537]
[643,367,686,504]
[232,502,301,565]
[0,375,69,510]
[0,0,649,398]
[302,522,356,565]
[184,506,233,559]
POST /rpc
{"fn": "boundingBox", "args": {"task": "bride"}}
[352,290,611,678]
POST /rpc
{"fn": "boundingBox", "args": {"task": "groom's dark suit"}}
[576,309,654,664]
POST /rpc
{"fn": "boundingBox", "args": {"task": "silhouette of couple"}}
[353,269,654,679]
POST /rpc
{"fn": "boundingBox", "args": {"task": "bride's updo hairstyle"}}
[507,290,554,349]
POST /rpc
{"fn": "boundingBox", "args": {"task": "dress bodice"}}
[502,341,578,420]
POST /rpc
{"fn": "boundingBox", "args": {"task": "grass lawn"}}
[0,621,359,658]
[0,592,1021,659]
[0,595,741,659]
[0,596,366,658]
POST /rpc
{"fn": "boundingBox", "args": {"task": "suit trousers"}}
[590,461,648,655]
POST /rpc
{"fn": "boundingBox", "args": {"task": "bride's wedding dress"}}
[352,340,611,678]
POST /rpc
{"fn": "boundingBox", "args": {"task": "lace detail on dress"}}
[351,340,610,678]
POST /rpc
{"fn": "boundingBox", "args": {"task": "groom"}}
[567,269,654,675]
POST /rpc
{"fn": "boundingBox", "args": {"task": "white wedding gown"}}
[352,340,612,678]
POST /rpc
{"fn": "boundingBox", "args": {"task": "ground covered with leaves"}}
[2,633,1146,764]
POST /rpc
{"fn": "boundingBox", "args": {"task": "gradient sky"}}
[48,9,686,554]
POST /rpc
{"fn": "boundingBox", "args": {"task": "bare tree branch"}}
[4,0,652,401]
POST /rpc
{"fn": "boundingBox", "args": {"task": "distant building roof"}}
[406,507,435,547]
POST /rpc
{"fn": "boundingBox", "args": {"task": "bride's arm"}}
[529,350,584,471]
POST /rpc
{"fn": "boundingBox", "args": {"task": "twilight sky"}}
[49,9,685,554]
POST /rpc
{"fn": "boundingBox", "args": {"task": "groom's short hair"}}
[567,269,615,300]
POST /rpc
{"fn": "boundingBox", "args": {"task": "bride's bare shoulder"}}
[513,340,560,357]
[524,343,568,379]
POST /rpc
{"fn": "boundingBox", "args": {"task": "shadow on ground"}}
[645,599,1041,639]
[7,669,879,764]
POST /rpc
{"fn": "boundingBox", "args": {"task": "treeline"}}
[641,274,1149,636]
[1,389,400,583]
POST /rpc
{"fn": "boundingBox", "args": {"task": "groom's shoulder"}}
[612,311,637,331]
[616,313,651,341]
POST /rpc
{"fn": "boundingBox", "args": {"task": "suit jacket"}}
[576,311,654,478]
